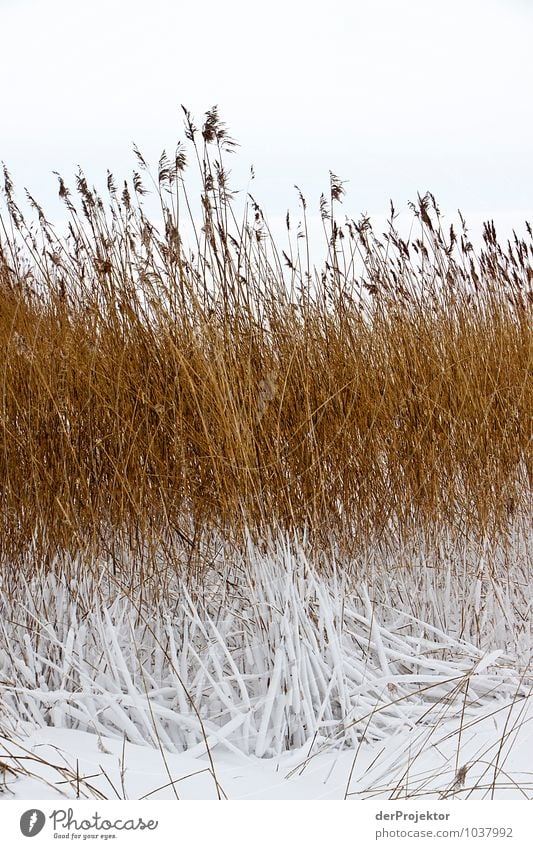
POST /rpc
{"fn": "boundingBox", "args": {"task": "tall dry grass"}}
[0,107,531,577]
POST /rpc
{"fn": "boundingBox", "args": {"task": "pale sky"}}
[1,0,532,243]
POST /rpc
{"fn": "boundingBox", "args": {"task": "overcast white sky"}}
[1,0,532,242]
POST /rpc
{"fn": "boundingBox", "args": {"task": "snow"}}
[1,534,532,800]
[2,693,533,800]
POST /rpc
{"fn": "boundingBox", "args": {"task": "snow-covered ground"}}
[2,695,533,801]
[1,534,531,800]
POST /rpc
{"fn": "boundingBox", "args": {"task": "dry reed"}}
[0,107,531,578]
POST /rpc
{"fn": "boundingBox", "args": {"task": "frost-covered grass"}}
[1,534,531,799]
